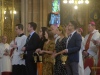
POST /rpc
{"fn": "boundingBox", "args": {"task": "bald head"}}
[50,25,58,35]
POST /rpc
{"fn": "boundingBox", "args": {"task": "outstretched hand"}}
[60,49,68,54]
[22,47,26,51]
[39,50,45,54]
[52,52,57,58]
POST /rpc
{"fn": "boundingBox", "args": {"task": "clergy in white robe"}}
[10,24,27,75]
[83,22,100,69]
[0,36,12,75]
[79,37,84,75]
[84,30,100,63]
[77,28,84,75]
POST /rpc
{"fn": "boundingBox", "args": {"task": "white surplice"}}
[10,35,27,65]
[0,43,12,75]
[83,30,100,65]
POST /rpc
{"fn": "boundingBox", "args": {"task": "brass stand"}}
[61,55,67,64]
[37,54,43,75]
[39,55,42,63]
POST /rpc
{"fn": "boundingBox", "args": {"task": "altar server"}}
[10,24,27,75]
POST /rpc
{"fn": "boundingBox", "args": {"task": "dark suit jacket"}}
[67,32,82,63]
[24,32,40,60]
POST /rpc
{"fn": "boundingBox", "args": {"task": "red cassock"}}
[2,72,12,75]
[84,57,94,69]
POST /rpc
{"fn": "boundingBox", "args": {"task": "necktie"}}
[68,34,72,42]
[26,35,31,43]
[66,34,72,48]
[25,35,31,53]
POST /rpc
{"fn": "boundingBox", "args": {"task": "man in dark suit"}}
[60,21,82,75]
[22,22,40,75]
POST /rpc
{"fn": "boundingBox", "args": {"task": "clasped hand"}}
[35,49,45,54]
[4,49,9,56]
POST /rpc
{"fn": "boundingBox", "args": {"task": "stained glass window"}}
[52,0,60,13]
[51,0,60,26]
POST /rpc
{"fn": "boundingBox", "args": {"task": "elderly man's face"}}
[50,25,58,35]
[2,36,7,43]
[88,24,95,33]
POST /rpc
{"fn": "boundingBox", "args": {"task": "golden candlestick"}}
[61,55,67,64]
[34,56,37,63]
[39,56,42,62]
[20,53,24,59]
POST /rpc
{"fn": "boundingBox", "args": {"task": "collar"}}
[30,31,35,36]
[18,33,24,37]
[54,34,59,39]
[70,30,76,36]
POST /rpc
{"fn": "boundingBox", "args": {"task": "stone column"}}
[21,0,52,33]
[42,0,52,27]
[32,0,40,32]
[39,0,43,27]
[21,0,28,35]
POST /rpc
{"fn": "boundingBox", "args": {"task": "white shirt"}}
[54,34,60,44]
[70,30,76,37]
[29,31,35,39]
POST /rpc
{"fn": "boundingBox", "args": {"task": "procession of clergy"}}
[0,21,100,75]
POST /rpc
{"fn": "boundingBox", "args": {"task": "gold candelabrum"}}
[33,53,43,63]
[34,55,37,63]
[39,55,42,63]
[61,54,68,64]
[20,53,24,59]
[19,52,26,59]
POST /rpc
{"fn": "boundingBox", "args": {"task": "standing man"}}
[83,22,100,66]
[0,36,11,75]
[22,22,40,75]
[76,28,84,75]
[10,24,27,75]
[60,21,82,75]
